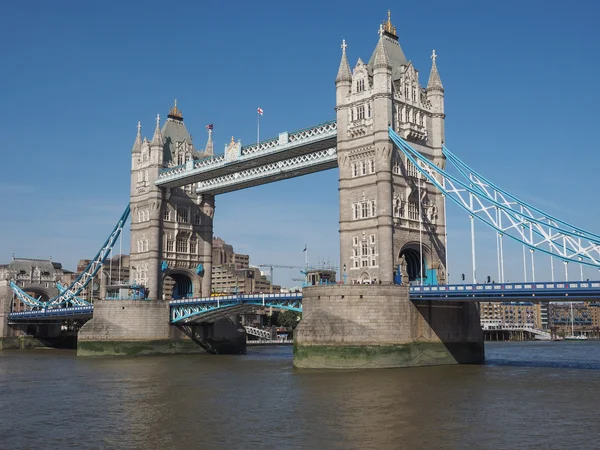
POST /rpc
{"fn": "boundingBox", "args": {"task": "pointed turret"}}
[131,121,142,153]
[427,50,444,92]
[204,124,214,156]
[336,39,352,83]
[373,25,391,69]
[151,114,163,146]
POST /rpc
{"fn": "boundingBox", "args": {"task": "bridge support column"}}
[77,300,205,356]
[294,285,484,369]
[0,280,19,349]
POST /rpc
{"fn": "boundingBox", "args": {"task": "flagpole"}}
[257,112,260,144]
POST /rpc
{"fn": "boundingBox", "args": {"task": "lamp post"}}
[343,264,347,285]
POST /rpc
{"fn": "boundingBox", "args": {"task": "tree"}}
[277,311,301,330]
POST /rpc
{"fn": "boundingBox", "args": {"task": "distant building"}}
[480,301,542,330]
[0,257,72,311]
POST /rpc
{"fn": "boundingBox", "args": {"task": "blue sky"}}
[1,1,599,288]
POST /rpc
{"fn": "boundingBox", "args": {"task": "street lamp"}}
[343,264,347,285]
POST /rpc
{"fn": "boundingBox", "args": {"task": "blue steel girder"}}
[409,281,600,302]
[10,205,130,310]
[389,128,600,269]
[170,294,303,323]
[195,147,338,195]
[155,120,337,189]
[8,306,94,322]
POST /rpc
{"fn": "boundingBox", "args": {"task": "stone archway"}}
[162,269,200,300]
[399,244,429,284]
[359,271,371,284]
[22,286,55,303]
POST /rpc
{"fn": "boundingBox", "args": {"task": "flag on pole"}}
[257,107,264,116]
[303,245,307,252]
[206,124,214,130]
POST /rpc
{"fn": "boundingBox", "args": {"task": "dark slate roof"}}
[162,118,197,165]
[8,258,56,273]
[368,33,408,80]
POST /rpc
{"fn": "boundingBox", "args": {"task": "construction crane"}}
[257,264,304,285]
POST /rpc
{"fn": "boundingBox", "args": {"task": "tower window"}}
[163,209,171,221]
[369,160,375,173]
[176,238,187,253]
[352,163,358,177]
[356,78,365,92]
[194,214,201,225]
[177,208,188,223]
[361,202,368,218]
[361,161,366,175]
[357,105,365,120]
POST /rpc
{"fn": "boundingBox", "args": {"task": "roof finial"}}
[168,99,183,120]
[382,10,397,36]
[156,114,160,128]
[341,39,347,52]
[137,121,141,134]
[431,49,437,63]
[378,23,384,38]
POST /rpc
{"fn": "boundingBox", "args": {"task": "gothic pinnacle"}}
[131,121,142,153]
[374,25,390,69]
[151,113,163,145]
[335,39,352,83]
[427,49,444,91]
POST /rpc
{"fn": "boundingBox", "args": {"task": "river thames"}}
[1,341,600,449]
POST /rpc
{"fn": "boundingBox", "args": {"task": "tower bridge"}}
[2,12,600,366]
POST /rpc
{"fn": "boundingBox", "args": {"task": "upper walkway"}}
[155,121,337,193]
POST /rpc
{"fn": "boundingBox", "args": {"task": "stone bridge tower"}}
[130,101,215,300]
[336,13,447,285]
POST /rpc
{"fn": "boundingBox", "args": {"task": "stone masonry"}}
[294,285,484,369]
[336,13,447,285]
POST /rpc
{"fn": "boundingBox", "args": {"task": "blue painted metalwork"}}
[409,280,600,301]
[389,128,600,268]
[195,264,204,275]
[161,261,169,272]
[169,293,303,323]
[10,205,130,309]
[8,306,94,321]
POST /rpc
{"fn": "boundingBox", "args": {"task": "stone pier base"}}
[293,285,484,369]
[77,300,246,356]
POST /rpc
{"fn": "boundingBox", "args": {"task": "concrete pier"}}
[77,300,246,356]
[293,285,484,369]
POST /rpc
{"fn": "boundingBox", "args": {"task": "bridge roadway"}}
[8,281,600,323]
[155,121,337,194]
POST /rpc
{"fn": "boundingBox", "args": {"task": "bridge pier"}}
[293,285,484,369]
[77,300,246,356]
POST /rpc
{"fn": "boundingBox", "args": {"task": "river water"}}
[1,341,600,449]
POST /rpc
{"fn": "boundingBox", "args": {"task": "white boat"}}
[564,302,588,341]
